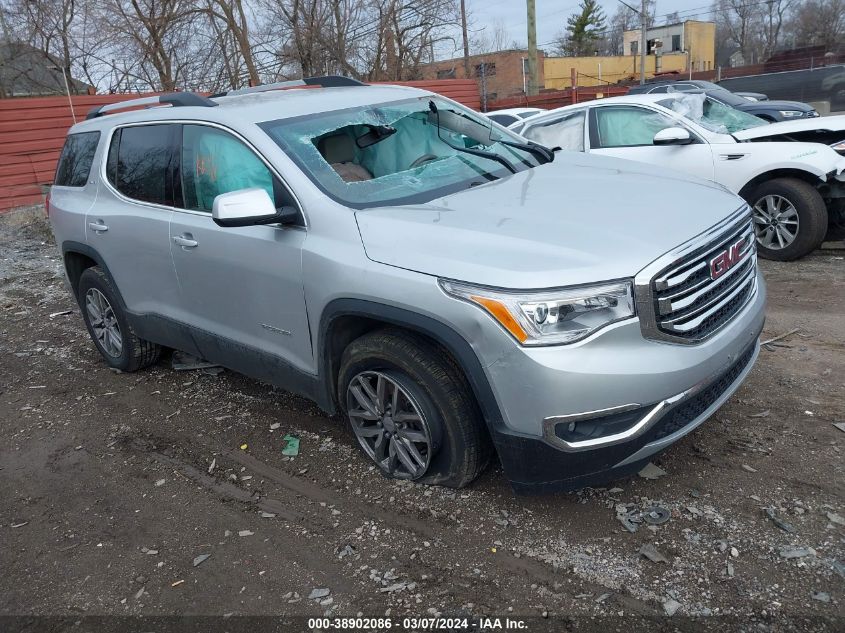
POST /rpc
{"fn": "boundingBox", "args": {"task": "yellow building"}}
[623,20,716,73]
[544,20,716,89]
[545,53,689,88]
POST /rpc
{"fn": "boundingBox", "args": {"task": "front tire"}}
[337,329,491,488]
[77,267,161,372]
[748,178,828,261]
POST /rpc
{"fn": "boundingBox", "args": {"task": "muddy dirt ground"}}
[0,207,843,631]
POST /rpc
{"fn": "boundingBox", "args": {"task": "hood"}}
[355,153,746,289]
[733,114,845,141]
[737,99,814,113]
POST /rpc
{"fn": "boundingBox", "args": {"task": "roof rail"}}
[85,92,218,120]
[213,75,365,98]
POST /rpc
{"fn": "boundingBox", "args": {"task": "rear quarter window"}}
[54,131,101,187]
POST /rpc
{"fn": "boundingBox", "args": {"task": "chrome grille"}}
[635,207,758,344]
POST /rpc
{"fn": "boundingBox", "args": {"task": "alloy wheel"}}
[753,194,799,250]
[85,288,123,358]
[346,371,433,480]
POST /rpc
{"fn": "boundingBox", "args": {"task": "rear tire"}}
[337,328,491,488]
[747,178,828,261]
[77,267,161,372]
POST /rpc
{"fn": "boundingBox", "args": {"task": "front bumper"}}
[494,338,761,494]
[481,269,766,494]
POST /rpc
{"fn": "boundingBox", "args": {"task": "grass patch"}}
[0,205,54,243]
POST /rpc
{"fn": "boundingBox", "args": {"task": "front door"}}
[588,105,716,181]
[168,124,313,374]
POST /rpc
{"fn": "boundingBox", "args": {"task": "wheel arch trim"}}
[738,167,826,200]
[316,299,506,432]
[60,241,126,307]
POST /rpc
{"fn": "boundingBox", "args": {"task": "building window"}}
[671,34,681,52]
[474,62,496,77]
[630,41,638,56]
[436,68,456,80]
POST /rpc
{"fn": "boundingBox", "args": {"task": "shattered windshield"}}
[259,97,540,208]
[659,93,768,134]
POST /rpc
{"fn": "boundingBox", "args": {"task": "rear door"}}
[168,123,313,373]
[90,123,183,322]
[587,104,716,181]
[521,109,588,152]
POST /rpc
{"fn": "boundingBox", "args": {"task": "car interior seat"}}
[318,133,373,183]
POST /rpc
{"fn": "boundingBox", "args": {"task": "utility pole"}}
[526,0,538,95]
[639,0,647,84]
[617,0,647,84]
[460,0,470,78]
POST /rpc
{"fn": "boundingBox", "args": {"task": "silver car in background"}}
[48,77,765,493]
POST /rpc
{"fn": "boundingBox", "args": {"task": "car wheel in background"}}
[78,266,161,371]
[748,178,828,261]
[338,329,491,488]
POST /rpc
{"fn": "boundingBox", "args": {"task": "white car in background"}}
[487,107,546,129]
[516,93,845,260]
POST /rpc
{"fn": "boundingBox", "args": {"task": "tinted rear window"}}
[54,131,100,187]
[107,124,175,205]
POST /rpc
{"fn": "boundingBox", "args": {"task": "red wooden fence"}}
[0,79,480,211]
[487,85,630,112]
[0,93,157,210]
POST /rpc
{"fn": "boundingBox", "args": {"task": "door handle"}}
[173,235,198,248]
[88,221,108,233]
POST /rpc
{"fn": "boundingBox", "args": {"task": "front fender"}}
[733,144,845,196]
[316,298,506,432]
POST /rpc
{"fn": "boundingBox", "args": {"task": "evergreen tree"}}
[563,0,607,56]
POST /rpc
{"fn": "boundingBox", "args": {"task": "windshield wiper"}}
[428,101,516,174]
[498,139,554,164]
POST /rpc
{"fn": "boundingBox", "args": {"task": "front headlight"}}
[831,140,845,153]
[778,110,804,118]
[439,279,635,346]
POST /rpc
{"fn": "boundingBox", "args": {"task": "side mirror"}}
[211,188,298,228]
[653,127,692,146]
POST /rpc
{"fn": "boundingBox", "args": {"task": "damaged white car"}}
[516,93,845,260]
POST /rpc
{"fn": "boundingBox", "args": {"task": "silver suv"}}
[48,77,766,493]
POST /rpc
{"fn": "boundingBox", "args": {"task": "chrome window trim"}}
[98,119,308,228]
[634,205,755,345]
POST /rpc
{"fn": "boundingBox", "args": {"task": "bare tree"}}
[1,0,471,94]
[471,17,509,54]
[787,0,844,50]
[760,0,795,58]
[204,0,259,86]
[714,0,763,64]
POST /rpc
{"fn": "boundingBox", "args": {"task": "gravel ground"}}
[0,206,843,632]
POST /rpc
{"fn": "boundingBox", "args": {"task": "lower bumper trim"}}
[613,341,759,468]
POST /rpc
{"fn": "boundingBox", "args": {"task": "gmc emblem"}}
[709,238,746,280]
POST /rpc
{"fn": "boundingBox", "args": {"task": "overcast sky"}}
[459,0,715,55]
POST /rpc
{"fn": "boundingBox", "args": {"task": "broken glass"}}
[260,97,539,208]
[659,93,767,134]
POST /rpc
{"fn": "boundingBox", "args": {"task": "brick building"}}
[419,49,545,107]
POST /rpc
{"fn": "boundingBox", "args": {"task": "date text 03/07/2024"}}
[307,616,529,630]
